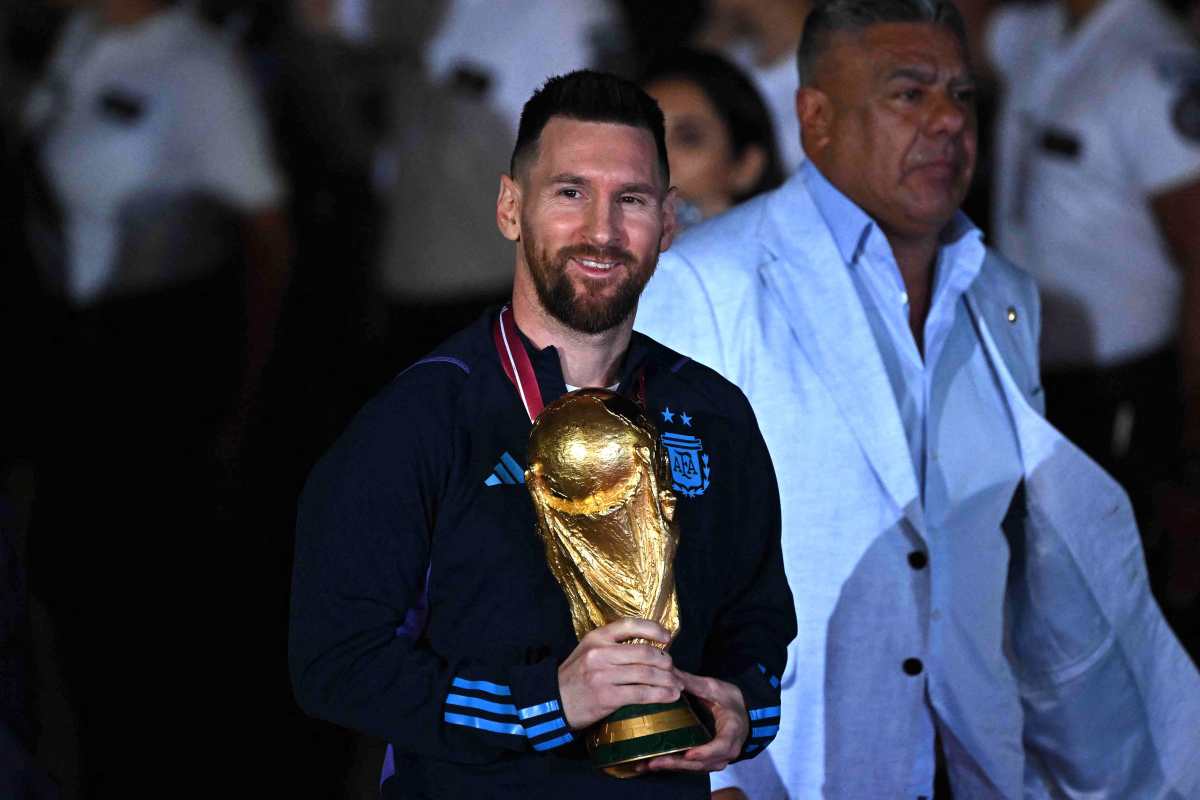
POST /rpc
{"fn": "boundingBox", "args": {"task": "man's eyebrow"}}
[618,182,657,195]
[885,65,977,88]
[885,66,938,84]
[547,174,659,196]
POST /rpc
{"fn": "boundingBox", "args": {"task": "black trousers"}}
[1042,347,1181,500]
[1042,347,1183,602]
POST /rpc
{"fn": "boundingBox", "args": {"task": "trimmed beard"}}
[524,237,655,335]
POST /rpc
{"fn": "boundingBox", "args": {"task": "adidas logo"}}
[484,452,526,486]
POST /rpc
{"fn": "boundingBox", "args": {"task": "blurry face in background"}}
[799,23,977,242]
[645,78,764,220]
[500,117,676,334]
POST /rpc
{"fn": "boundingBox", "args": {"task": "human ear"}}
[496,173,522,242]
[796,86,833,156]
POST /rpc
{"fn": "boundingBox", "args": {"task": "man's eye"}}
[620,195,646,205]
[899,88,923,101]
[559,188,581,199]
[955,88,978,105]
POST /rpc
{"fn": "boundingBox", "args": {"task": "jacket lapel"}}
[755,177,925,536]
[966,260,1043,413]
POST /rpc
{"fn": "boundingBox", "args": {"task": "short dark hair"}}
[641,48,784,204]
[510,70,670,186]
[797,0,969,86]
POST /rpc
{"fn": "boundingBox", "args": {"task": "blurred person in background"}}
[0,5,77,796]
[22,0,290,465]
[20,0,288,793]
[642,47,785,229]
[423,0,626,137]
[226,2,392,797]
[252,0,388,445]
[986,0,1200,630]
[366,0,514,379]
[693,0,810,173]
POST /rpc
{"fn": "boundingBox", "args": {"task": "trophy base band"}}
[586,698,711,778]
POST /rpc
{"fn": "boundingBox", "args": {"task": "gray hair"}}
[797,0,969,86]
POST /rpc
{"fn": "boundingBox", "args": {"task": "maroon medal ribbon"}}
[493,305,545,423]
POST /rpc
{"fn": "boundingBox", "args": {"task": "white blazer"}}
[635,173,1200,799]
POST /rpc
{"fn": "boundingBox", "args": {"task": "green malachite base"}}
[588,698,711,777]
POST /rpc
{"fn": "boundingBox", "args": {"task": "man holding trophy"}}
[289,70,796,798]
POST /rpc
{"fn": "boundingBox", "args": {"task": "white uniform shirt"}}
[424,0,622,136]
[988,0,1200,367]
[25,7,284,304]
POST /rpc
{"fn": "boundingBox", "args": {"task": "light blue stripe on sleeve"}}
[525,717,567,739]
[750,724,779,739]
[518,700,560,720]
[748,706,781,721]
[444,712,523,736]
[451,677,512,697]
[531,732,574,751]
[446,694,518,717]
[744,742,763,754]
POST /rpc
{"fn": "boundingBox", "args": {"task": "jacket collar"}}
[755,172,926,534]
[510,311,655,404]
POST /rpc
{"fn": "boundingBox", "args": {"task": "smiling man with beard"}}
[288,71,795,799]
[636,0,1200,797]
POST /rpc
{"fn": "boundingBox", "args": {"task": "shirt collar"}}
[802,160,874,265]
[802,159,982,265]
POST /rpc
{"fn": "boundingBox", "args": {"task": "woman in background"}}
[641,48,784,228]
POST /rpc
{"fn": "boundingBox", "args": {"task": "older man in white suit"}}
[635,0,1200,797]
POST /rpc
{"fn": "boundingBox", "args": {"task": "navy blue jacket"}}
[289,309,795,799]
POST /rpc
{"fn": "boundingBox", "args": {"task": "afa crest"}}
[661,431,710,497]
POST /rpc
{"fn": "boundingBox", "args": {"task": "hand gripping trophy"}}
[525,388,710,777]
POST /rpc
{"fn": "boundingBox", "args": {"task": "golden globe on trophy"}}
[525,388,711,778]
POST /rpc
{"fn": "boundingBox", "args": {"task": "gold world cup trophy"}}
[525,389,711,777]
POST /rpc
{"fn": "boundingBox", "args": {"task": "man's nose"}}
[584,199,622,246]
[928,91,968,137]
